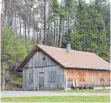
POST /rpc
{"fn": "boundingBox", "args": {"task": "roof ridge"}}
[37,44,95,54]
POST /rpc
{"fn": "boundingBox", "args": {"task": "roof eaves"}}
[66,66,110,71]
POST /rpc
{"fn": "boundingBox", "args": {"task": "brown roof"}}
[16,44,110,71]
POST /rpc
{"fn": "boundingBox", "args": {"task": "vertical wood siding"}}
[64,69,110,87]
[27,51,57,68]
[22,50,65,90]
[23,66,65,90]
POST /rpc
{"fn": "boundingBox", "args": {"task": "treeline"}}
[2,0,110,61]
[1,0,110,89]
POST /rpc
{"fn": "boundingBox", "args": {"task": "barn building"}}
[16,44,110,91]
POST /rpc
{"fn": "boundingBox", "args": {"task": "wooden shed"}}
[16,44,110,91]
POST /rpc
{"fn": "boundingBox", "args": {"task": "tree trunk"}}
[2,67,5,90]
[43,0,46,44]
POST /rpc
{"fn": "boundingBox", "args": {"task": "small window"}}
[43,57,45,60]
[39,72,44,74]
[49,71,56,83]
[28,71,33,84]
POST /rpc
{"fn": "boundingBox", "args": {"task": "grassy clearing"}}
[48,89,110,93]
[1,96,110,102]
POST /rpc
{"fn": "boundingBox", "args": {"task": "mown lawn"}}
[1,96,110,102]
[48,89,110,93]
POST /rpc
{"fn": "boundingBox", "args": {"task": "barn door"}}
[39,72,44,90]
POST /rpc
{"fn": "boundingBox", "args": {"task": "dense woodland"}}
[1,0,110,89]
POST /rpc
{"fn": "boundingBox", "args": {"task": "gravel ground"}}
[1,91,110,97]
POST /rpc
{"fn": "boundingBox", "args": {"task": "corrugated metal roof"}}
[16,44,110,71]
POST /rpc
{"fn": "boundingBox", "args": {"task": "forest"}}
[1,0,110,90]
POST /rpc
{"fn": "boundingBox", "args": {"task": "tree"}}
[61,0,76,48]
[52,0,60,13]
[70,0,109,61]
[1,25,33,89]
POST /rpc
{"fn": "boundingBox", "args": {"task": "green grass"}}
[48,89,110,93]
[1,96,110,102]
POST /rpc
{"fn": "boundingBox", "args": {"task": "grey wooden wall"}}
[22,50,66,91]
[28,51,57,68]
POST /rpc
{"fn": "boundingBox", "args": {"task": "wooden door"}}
[39,72,44,90]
